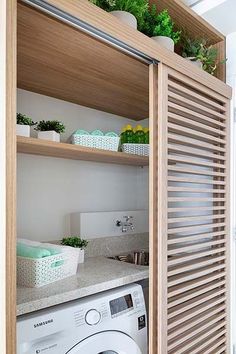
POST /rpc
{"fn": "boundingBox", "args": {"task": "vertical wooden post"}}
[6,0,16,353]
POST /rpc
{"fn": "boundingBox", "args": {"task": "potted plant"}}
[35,120,65,142]
[16,113,36,137]
[90,0,148,30]
[182,37,203,68]
[61,236,88,264]
[141,6,181,51]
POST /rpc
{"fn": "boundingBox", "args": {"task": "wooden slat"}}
[168,230,226,244]
[168,279,226,308]
[168,296,226,329]
[168,144,226,161]
[168,222,225,234]
[186,328,226,354]
[168,186,225,194]
[168,304,225,339]
[168,314,225,350]
[168,91,226,120]
[168,272,226,299]
[168,206,226,213]
[168,214,225,224]
[168,264,225,287]
[169,197,225,202]
[203,338,226,354]
[168,133,226,153]
[168,176,226,185]
[168,165,226,177]
[168,155,225,169]
[168,255,226,277]
[170,323,226,354]
[168,247,226,266]
[168,81,226,112]
[168,122,226,145]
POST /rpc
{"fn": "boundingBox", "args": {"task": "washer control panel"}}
[85,309,101,325]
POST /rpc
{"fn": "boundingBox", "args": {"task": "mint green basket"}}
[71,134,120,151]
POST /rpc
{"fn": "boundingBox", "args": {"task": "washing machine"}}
[17,283,147,354]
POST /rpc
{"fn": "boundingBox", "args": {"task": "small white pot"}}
[110,11,137,29]
[186,57,203,69]
[16,124,30,137]
[37,131,60,142]
[152,36,175,52]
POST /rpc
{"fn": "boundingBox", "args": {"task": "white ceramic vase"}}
[16,124,30,137]
[37,130,60,142]
[110,11,137,29]
[152,36,175,52]
[186,57,203,69]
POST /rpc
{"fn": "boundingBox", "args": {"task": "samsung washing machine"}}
[17,283,147,354]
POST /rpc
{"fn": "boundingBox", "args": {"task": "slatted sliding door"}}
[149,63,230,354]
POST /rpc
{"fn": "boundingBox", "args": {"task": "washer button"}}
[85,309,101,325]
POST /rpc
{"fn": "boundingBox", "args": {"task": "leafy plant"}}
[90,0,148,29]
[141,6,181,44]
[182,37,226,75]
[61,236,88,249]
[182,37,203,59]
[17,113,36,126]
[35,120,65,134]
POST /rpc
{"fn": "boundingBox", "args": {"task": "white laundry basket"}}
[17,248,79,288]
[122,143,149,156]
[71,134,120,151]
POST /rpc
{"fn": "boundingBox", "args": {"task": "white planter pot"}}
[16,124,30,137]
[110,11,137,29]
[37,131,60,142]
[152,36,175,52]
[186,57,203,69]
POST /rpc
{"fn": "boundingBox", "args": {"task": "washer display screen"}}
[109,294,133,316]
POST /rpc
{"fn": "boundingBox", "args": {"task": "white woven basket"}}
[71,134,120,151]
[122,143,149,156]
[17,248,79,288]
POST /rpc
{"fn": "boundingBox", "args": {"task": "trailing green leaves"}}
[61,236,88,249]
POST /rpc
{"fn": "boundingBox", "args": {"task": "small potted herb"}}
[35,120,65,142]
[182,37,203,68]
[16,113,36,137]
[61,236,88,264]
[90,0,148,30]
[141,6,181,51]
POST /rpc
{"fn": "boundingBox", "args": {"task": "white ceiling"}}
[186,0,236,35]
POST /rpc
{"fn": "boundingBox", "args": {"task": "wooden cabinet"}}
[4,0,232,353]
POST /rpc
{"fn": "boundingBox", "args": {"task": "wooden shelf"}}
[17,136,149,166]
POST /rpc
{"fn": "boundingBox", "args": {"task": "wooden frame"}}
[151,63,231,353]
[6,0,17,353]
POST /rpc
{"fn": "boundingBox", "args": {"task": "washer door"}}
[67,331,142,354]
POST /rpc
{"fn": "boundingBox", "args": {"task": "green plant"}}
[182,37,226,75]
[17,113,36,126]
[182,37,203,59]
[61,236,88,249]
[90,0,148,29]
[141,6,181,44]
[35,120,65,134]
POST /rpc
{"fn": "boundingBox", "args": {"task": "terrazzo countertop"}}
[17,256,149,316]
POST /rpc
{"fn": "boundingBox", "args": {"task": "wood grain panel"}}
[17,2,149,120]
[35,0,231,96]
[6,0,17,353]
[154,64,230,353]
[17,136,149,166]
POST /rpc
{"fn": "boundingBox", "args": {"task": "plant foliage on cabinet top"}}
[141,6,181,43]
[91,0,148,28]
[35,120,66,134]
[61,236,88,249]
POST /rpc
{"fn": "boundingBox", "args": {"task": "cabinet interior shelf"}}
[17,136,149,166]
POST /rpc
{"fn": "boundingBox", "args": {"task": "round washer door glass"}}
[67,331,142,354]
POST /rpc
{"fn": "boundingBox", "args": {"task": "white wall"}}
[17,89,148,241]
